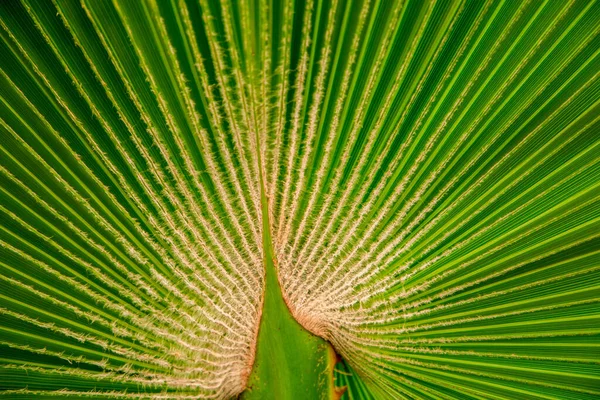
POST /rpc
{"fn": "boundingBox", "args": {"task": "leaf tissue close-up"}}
[0,0,599,398]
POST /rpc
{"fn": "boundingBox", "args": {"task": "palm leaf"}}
[1,0,599,399]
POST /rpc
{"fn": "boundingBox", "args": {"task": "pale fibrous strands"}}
[1,0,599,399]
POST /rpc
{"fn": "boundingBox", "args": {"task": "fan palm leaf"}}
[0,0,599,398]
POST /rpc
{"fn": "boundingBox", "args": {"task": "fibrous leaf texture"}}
[1,0,599,399]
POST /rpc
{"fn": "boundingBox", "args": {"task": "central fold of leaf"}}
[240,134,336,399]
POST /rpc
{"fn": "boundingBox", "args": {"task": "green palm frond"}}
[1,0,599,399]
